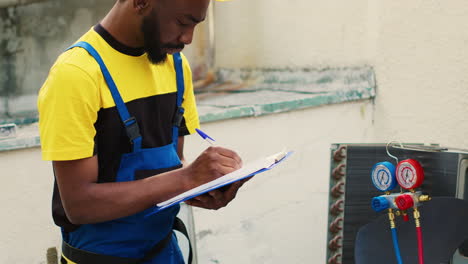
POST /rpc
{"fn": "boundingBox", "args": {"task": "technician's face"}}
[142,0,210,64]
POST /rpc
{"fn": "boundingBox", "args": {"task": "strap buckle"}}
[123,117,141,141]
[173,107,185,127]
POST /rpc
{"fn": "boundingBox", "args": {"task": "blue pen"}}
[195,128,216,145]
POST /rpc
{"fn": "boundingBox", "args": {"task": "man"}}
[38,0,245,263]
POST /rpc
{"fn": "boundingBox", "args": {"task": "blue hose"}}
[391,227,404,264]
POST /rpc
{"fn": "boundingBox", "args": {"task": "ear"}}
[133,0,150,13]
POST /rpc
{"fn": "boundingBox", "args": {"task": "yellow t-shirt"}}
[38,26,200,162]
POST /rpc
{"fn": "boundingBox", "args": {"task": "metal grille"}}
[326,144,463,264]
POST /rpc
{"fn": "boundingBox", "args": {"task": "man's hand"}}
[183,146,242,188]
[185,177,252,210]
[183,146,251,209]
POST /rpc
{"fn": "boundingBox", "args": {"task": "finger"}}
[208,160,240,176]
[208,190,223,201]
[221,181,243,201]
[214,154,242,172]
[209,191,228,209]
[186,196,223,210]
[193,194,212,203]
[202,148,241,175]
[215,147,243,167]
[187,195,217,208]
[185,199,208,208]
[216,163,240,175]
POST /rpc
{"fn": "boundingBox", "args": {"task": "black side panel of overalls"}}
[134,164,183,180]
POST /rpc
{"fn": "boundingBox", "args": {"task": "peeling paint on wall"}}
[0,7,19,117]
[0,0,46,8]
[0,0,214,120]
[194,66,376,123]
[0,0,114,119]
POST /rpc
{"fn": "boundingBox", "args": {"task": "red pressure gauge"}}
[396,159,424,189]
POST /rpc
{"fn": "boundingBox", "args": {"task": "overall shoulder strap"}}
[67,41,142,151]
[172,53,185,151]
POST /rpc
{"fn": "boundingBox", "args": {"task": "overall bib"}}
[61,42,192,264]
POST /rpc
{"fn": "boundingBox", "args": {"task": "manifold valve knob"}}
[371,196,390,212]
[395,194,414,211]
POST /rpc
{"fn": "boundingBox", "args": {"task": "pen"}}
[195,128,216,145]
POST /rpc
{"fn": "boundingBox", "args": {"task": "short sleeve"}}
[179,54,200,136]
[38,62,100,161]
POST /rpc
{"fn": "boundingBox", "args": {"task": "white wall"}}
[370,1,468,147]
[0,0,210,116]
[215,0,468,148]
[2,0,468,263]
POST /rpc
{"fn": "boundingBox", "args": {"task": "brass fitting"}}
[388,209,396,229]
[388,209,396,221]
[413,208,421,219]
[418,195,431,202]
[413,207,421,227]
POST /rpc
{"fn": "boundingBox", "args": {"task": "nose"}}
[179,27,195,45]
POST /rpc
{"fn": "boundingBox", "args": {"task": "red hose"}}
[416,226,424,264]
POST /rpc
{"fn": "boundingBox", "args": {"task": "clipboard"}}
[145,150,293,217]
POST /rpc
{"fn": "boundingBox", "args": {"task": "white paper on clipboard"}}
[146,150,293,216]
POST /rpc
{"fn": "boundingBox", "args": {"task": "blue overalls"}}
[61,42,191,264]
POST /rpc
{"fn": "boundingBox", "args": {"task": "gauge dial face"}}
[371,162,396,192]
[396,159,424,189]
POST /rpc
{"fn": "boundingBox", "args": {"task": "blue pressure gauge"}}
[371,161,397,192]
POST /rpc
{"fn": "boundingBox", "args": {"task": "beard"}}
[141,9,185,65]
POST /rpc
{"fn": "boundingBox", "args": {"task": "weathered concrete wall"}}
[0,0,115,117]
[0,0,211,118]
[0,0,46,8]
